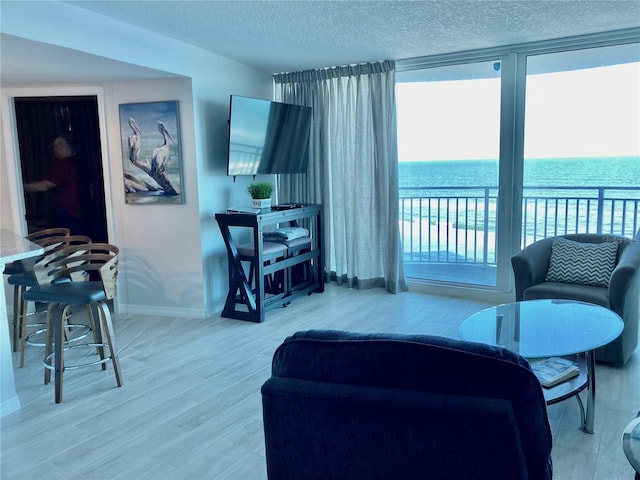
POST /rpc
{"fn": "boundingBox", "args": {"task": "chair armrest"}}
[609,240,640,314]
[511,238,554,300]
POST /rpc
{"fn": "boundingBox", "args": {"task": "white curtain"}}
[274,61,406,293]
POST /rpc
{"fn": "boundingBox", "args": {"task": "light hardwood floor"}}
[2,284,639,479]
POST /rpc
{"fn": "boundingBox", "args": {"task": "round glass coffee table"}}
[459,299,624,434]
[623,415,640,478]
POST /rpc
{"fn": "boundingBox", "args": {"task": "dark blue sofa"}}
[261,330,552,480]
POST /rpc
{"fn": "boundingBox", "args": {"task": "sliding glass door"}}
[396,60,503,287]
[522,43,640,246]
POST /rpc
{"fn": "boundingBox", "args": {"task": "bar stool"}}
[273,236,313,294]
[237,241,288,296]
[8,235,92,367]
[263,226,312,296]
[22,242,122,403]
[4,228,70,351]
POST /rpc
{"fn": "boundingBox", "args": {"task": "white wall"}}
[104,78,204,316]
[0,1,273,317]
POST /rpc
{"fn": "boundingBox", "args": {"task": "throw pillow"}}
[545,238,618,287]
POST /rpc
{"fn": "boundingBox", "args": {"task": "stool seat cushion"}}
[22,281,106,305]
[3,260,28,276]
[7,271,37,288]
[238,241,287,256]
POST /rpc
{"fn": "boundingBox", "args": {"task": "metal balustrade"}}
[400,186,640,269]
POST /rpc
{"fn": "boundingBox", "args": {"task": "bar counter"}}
[0,229,43,417]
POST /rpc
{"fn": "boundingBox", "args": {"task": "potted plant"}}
[247,182,273,209]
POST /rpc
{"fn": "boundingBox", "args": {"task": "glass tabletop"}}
[623,416,640,474]
[459,299,624,358]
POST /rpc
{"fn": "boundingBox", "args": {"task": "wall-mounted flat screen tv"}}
[227,95,312,176]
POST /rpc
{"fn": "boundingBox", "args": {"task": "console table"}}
[216,204,324,323]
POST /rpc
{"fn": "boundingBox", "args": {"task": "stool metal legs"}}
[11,284,23,352]
[44,302,122,403]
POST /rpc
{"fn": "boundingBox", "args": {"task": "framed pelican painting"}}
[118,100,184,204]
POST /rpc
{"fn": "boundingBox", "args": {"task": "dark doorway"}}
[14,96,108,242]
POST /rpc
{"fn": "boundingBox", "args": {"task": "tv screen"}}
[227,95,312,176]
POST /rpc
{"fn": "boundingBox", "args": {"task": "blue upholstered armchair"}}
[512,234,640,366]
[261,330,552,480]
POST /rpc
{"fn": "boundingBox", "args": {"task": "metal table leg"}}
[52,303,65,403]
[579,350,596,434]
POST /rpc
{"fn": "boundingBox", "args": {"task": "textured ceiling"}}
[1,0,639,86]
[65,0,640,74]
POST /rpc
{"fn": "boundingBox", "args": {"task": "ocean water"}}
[398,157,640,261]
[399,156,640,193]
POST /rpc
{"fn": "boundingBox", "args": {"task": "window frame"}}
[396,28,640,294]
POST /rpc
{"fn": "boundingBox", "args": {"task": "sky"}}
[396,62,640,162]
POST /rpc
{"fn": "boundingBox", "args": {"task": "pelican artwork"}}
[126,116,180,196]
[127,117,143,163]
[129,117,143,137]
[151,121,176,174]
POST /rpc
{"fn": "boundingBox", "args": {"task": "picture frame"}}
[118,100,184,204]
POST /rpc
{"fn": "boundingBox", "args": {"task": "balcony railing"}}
[400,186,640,267]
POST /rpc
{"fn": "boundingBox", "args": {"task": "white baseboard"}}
[121,304,206,319]
[407,281,515,305]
